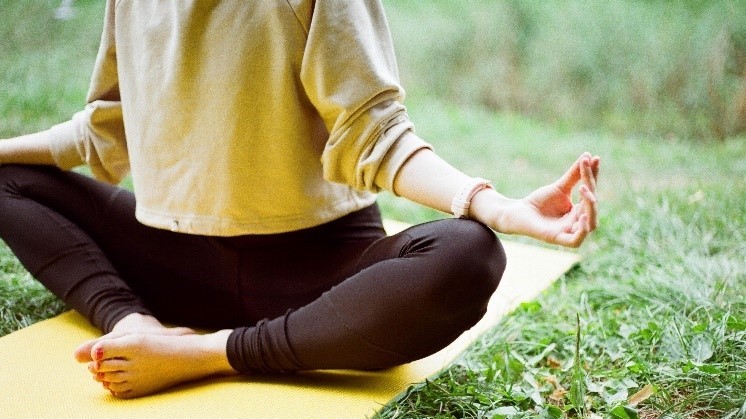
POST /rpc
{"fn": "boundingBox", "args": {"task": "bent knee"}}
[411,219,506,318]
[400,221,507,360]
[0,164,58,192]
[442,219,506,297]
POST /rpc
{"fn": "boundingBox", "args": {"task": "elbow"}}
[321,120,431,194]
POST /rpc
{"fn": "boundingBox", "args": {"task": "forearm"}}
[392,148,514,230]
[0,131,56,165]
[392,148,601,247]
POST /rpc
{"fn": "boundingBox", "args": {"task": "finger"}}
[591,156,600,183]
[550,212,587,247]
[573,214,590,246]
[580,157,596,193]
[555,153,590,193]
[580,185,598,231]
[570,212,585,234]
[555,222,587,248]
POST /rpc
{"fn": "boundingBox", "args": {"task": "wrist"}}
[469,187,515,232]
[450,177,493,219]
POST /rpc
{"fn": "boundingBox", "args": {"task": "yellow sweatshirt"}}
[46,0,430,235]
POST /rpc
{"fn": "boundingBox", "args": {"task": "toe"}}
[95,359,128,373]
[98,371,128,384]
[107,383,133,399]
[74,339,99,363]
[92,336,137,361]
[74,330,131,362]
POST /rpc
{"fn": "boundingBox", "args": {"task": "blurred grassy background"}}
[2,0,744,141]
[386,0,746,140]
[0,0,102,137]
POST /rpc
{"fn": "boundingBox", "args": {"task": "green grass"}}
[375,104,746,417]
[2,1,746,417]
[0,0,101,335]
[378,93,746,419]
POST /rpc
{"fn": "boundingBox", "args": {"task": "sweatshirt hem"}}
[134,194,378,236]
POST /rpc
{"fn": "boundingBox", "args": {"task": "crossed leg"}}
[0,165,248,397]
[0,165,506,398]
[77,221,506,398]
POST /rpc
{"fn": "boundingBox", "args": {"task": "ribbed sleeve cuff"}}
[47,116,85,170]
[226,312,305,374]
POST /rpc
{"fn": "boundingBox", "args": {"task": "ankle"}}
[200,330,239,376]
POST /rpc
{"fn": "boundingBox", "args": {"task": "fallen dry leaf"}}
[549,388,568,403]
[628,384,655,406]
[542,375,564,390]
[546,356,563,369]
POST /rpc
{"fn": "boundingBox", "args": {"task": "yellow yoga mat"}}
[0,220,579,419]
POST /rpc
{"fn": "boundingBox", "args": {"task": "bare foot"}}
[84,330,237,398]
[74,313,195,363]
[111,313,195,336]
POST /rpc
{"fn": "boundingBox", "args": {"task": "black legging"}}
[0,164,506,373]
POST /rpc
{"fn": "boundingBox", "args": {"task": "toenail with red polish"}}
[95,347,104,360]
[98,372,105,380]
[103,382,109,389]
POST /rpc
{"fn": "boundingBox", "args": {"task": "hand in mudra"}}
[495,152,600,248]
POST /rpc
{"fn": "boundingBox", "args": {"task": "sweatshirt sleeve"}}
[299,0,431,194]
[47,0,129,185]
